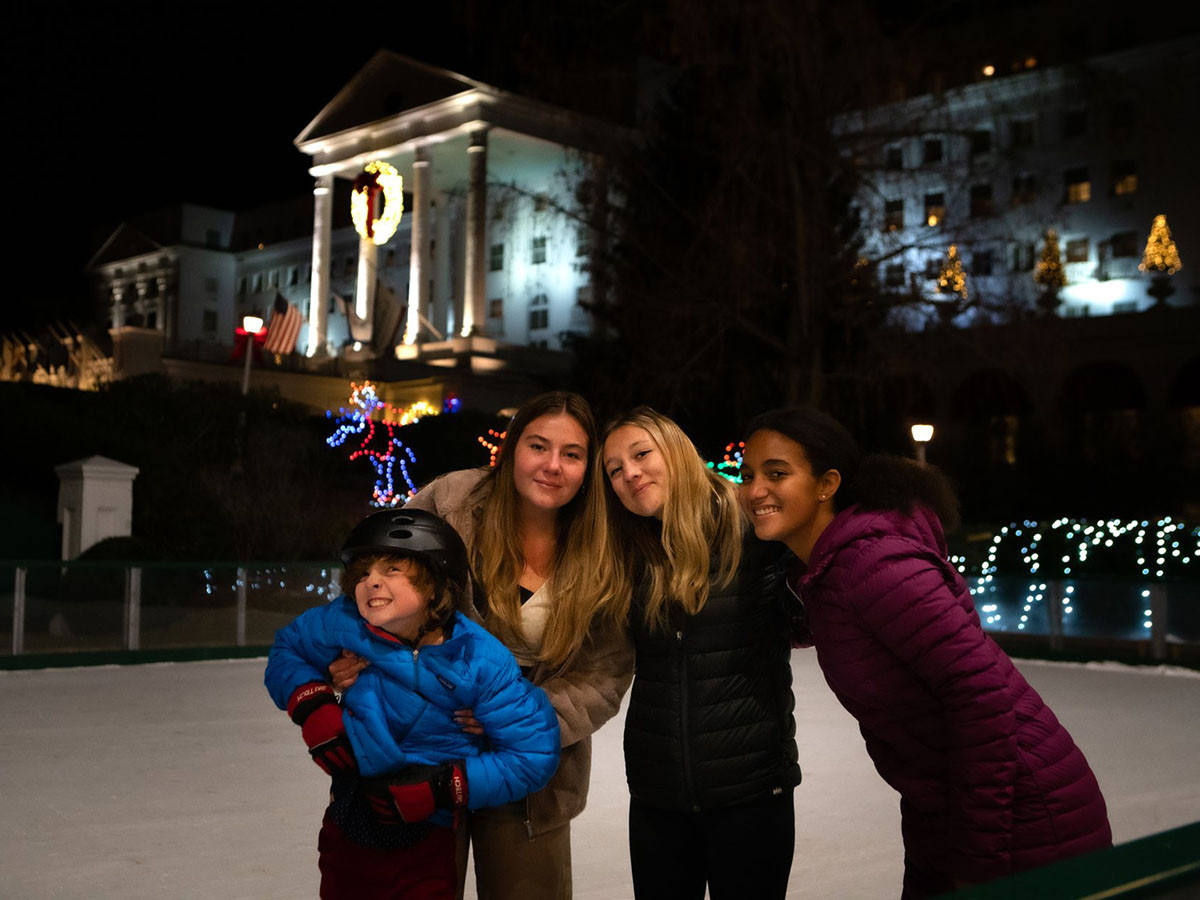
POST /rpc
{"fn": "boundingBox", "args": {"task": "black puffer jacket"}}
[623,536,801,812]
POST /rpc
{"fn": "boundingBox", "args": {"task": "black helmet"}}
[340,508,468,584]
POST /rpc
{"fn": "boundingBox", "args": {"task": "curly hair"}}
[746,406,960,531]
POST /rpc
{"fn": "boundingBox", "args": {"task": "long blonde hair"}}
[601,407,743,632]
[469,392,623,667]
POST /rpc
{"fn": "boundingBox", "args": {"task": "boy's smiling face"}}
[353,557,431,640]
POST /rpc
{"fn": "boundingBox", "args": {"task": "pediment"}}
[297,50,492,145]
[87,224,164,270]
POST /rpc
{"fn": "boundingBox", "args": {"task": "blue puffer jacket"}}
[265,599,560,822]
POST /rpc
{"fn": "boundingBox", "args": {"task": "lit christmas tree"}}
[1139,214,1183,308]
[937,244,968,300]
[1139,214,1182,275]
[1033,229,1066,315]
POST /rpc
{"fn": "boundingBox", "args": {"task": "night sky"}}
[10,6,503,330]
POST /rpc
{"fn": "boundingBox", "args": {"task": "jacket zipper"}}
[676,626,698,810]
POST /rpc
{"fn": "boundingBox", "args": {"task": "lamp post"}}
[911,423,934,465]
[240,315,263,395]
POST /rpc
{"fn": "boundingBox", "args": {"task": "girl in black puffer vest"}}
[602,407,802,900]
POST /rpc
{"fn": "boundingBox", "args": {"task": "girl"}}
[333,392,633,900]
[265,508,560,899]
[601,407,801,900]
[739,406,1111,899]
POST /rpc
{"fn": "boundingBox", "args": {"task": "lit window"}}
[489,243,504,272]
[1066,238,1089,263]
[531,236,547,264]
[924,192,945,226]
[488,298,503,318]
[1111,160,1138,196]
[884,199,904,231]
[1063,168,1090,204]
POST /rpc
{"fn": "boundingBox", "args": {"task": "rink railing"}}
[1,560,341,659]
[2,561,1198,664]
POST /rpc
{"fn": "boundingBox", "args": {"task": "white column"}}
[111,284,125,329]
[462,128,488,337]
[435,190,453,338]
[154,275,168,336]
[404,147,431,344]
[355,236,377,338]
[307,174,333,357]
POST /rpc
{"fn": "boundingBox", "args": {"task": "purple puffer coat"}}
[793,505,1111,889]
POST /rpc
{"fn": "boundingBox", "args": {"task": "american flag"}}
[262,294,303,355]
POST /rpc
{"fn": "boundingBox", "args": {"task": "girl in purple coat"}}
[739,406,1111,899]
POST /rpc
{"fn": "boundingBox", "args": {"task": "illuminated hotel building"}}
[838,34,1198,326]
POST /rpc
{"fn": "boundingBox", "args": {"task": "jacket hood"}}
[801,504,948,586]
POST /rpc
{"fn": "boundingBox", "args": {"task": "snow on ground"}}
[1,652,1197,899]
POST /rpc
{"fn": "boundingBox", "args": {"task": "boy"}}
[265,509,560,899]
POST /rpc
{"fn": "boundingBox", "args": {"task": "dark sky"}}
[8,6,491,329]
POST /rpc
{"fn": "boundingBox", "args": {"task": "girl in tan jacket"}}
[333,391,633,900]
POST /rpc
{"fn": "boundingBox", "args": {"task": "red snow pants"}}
[317,811,457,899]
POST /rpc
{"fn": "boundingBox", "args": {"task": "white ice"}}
[2,652,1197,899]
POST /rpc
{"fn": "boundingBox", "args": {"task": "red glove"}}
[286,682,356,775]
[364,762,468,824]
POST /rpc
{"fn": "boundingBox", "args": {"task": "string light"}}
[477,428,507,467]
[325,381,449,507]
[959,517,1197,634]
[706,441,745,483]
[351,161,404,246]
[1034,229,1067,290]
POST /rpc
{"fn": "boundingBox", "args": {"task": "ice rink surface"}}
[2,652,1198,899]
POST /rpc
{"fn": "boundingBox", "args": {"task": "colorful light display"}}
[1139,214,1182,275]
[937,244,968,300]
[325,382,442,506]
[706,441,744,483]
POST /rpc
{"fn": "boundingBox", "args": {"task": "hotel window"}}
[885,145,904,170]
[924,257,941,280]
[923,138,943,164]
[1011,173,1037,205]
[885,264,906,288]
[924,192,945,227]
[969,184,994,218]
[534,194,549,212]
[253,273,263,292]
[1062,109,1087,139]
[529,306,549,330]
[488,298,503,318]
[1009,118,1034,148]
[531,236,547,264]
[237,277,247,296]
[1111,160,1138,196]
[884,199,904,231]
[1111,231,1139,258]
[1063,167,1090,204]
[288,267,298,286]
[969,129,992,157]
[202,310,218,334]
[205,277,218,293]
[1066,238,1089,263]
[489,243,504,272]
[1109,101,1135,139]
[973,249,994,276]
[1011,242,1035,272]
[268,270,279,287]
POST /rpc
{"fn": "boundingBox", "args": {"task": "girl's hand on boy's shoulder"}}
[454,708,484,735]
[329,650,369,691]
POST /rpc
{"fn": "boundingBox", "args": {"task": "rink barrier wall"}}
[2,560,1198,669]
[937,820,1200,899]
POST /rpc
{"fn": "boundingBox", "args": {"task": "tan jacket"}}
[406,468,635,835]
